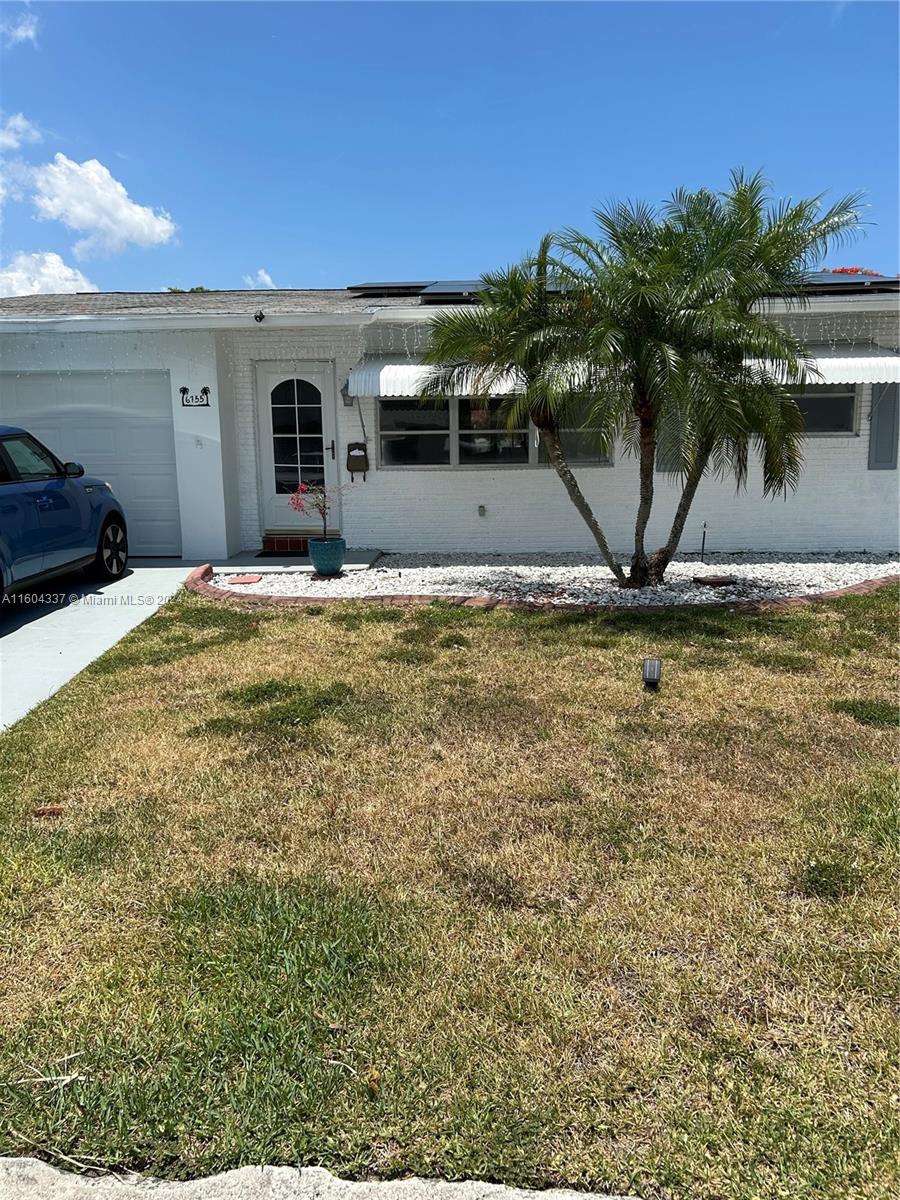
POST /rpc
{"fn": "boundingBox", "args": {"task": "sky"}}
[0,0,897,295]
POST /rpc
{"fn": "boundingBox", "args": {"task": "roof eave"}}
[0,303,469,332]
[0,294,895,333]
[0,310,392,333]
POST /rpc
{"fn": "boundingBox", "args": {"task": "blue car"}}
[0,425,128,600]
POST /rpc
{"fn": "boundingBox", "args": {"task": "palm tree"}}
[422,172,862,587]
[558,171,863,585]
[421,235,627,583]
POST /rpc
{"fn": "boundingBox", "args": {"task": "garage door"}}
[0,370,181,556]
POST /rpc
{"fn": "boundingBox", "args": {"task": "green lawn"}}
[1,587,897,1199]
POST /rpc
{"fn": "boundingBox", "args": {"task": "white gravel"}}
[212,552,898,607]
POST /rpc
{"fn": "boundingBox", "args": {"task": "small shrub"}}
[831,699,899,727]
[795,854,864,900]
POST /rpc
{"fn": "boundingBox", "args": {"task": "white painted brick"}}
[230,323,898,554]
[4,317,896,559]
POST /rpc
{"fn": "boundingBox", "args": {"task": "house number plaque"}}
[180,386,211,407]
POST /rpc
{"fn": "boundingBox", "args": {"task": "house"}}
[0,275,897,561]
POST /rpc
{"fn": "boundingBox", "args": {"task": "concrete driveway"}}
[0,560,193,730]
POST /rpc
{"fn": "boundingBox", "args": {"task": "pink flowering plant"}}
[288,481,348,540]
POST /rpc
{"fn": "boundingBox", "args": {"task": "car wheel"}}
[93,517,128,580]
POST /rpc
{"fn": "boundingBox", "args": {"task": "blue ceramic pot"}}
[308,537,346,576]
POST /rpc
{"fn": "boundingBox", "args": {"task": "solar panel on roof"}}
[420,281,483,294]
[347,282,434,293]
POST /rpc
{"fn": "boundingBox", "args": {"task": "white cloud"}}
[31,153,176,258]
[0,112,41,151]
[243,267,276,289]
[0,250,97,296]
[0,156,32,208]
[1,10,38,48]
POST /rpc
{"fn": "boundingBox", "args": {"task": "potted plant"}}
[289,482,347,576]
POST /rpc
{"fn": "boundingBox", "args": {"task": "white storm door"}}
[256,362,340,532]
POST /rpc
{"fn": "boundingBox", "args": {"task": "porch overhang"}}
[346,358,524,397]
[804,348,900,385]
[350,348,900,398]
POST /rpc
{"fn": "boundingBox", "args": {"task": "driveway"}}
[0,560,192,730]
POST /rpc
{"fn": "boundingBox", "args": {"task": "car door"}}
[1,434,91,571]
[0,439,46,582]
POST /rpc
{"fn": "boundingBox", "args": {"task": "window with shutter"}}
[868,383,899,470]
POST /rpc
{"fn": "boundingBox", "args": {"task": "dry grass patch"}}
[0,586,898,1198]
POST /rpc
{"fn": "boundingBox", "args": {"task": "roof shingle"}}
[0,289,422,318]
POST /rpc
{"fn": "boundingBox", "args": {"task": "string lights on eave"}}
[782,310,899,354]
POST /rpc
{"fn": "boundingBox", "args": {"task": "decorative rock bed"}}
[195,552,900,612]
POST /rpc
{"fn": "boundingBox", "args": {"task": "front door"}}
[256,362,340,534]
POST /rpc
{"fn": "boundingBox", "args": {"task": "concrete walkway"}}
[0,561,192,730]
[0,551,382,731]
[0,1160,635,1200]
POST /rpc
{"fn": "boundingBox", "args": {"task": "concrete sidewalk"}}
[0,1160,635,1200]
[0,562,192,730]
[0,551,382,731]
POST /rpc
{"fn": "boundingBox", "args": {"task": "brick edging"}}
[183,564,899,615]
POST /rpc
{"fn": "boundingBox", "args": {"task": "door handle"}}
[330,439,335,460]
[34,495,52,511]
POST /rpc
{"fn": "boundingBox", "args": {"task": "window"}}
[377,398,612,468]
[458,398,529,465]
[789,384,857,434]
[271,377,324,491]
[2,434,60,480]
[379,399,450,465]
[538,429,611,466]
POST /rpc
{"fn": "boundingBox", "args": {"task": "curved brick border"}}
[184,564,899,615]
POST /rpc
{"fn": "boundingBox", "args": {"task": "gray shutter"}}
[868,383,899,470]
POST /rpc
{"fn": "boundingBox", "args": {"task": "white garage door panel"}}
[132,474,178,500]
[0,371,181,556]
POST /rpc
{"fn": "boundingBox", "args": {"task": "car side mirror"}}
[64,462,85,478]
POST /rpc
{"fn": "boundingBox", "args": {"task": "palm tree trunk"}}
[624,403,656,588]
[647,446,710,581]
[539,427,626,585]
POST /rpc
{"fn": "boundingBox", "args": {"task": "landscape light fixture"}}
[642,657,662,691]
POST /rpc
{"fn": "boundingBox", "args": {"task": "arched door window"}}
[271,378,324,492]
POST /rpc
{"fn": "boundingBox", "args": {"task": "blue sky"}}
[0,1,897,294]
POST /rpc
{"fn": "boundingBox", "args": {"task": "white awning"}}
[349,349,900,397]
[807,348,900,384]
[346,358,523,397]
[347,359,432,397]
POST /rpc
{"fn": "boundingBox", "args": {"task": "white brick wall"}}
[338,385,898,555]
[5,319,894,559]
[229,321,898,554]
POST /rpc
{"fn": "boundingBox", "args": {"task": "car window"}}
[2,435,60,481]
